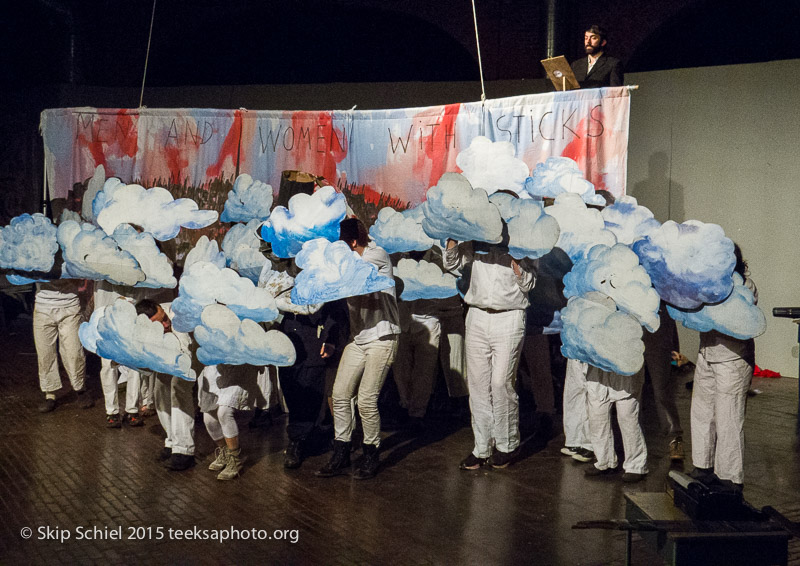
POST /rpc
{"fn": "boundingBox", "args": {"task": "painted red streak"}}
[206,110,243,178]
[76,110,139,172]
[414,103,460,191]
[289,112,349,184]
[561,113,607,192]
[164,146,189,182]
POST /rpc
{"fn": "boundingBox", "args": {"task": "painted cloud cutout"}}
[489,192,560,260]
[421,173,503,245]
[111,224,176,289]
[0,213,59,273]
[58,220,144,285]
[545,192,617,262]
[667,273,766,339]
[79,300,196,381]
[95,182,218,241]
[396,258,458,301]
[222,220,267,283]
[171,261,279,333]
[82,165,106,223]
[563,243,661,332]
[632,220,734,309]
[194,304,296,367]
[291,238,395,305]
[601,195,661,245]
[524,156,603,205]
[560,293,645,376]
[369,206,436,254]
[259,185,346,258]
[184,235,227,270]
[456,136,530,196]
[220,174,274,223]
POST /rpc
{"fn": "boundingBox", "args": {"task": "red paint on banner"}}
[288,112,349,184]
[561,112,607,192]
[165,146,189,182]
[413,103,460,191]
[206,110,243,178]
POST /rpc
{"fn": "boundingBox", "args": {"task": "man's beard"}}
[585,43,600,55]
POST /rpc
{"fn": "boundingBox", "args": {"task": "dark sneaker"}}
[571,448,595,463]
[165,453,195,471]
[248,408,272,430]
[315,440,352,477]
[584,465,618,477]
[353,443,380,480]
[123,412,144,427]
[38,398,57,413]
[156,447,172,462]
[459,453,488,470]
[76,389,94,409]
[105,414,122,428]
[560,446,580,457]
[622,472,647,483]
[140,404,155,417]
[283,441,302,470]
[688,466,715,483]
[488,449,517,469]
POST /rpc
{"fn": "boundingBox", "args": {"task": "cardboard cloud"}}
[667,273,766,340]
[111,224,176,289]
[545,192,617,262]
[95,182,218,241]
[563,244,661,332]
[220,174,274,223]
[79,300,196,381]
[524,157,603,205]
[0,213,59,273]
[222,220,267,283]
[421,173,503,245]
[194,304,296,366]
[184,235,227,270]
[369,206,436,254]
[560,293,645,376]
[602,196,661,245]
[259,185,346,258]
[58,220,144,285]
[632,220,735,309]
[455,136,530,196]
[82,165,105,223]
[396,258,458,301]
[171,261,279,333]
[489,193,560,259]
[291,238,395,305]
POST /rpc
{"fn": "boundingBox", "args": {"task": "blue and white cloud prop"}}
[396,258,458,301]
[489,192,560,260]
[111,224,176,289]
[545,192,616,262]
[184,235,227,270]
[632,220,734,309]
[6,274,47,285]
[58,220,144,285]
[95,182,218,241]
[455,136,530,196]
[563,244,660,332]
[524,156,603,205]
[59,209,82,225]
[221,219,267,283]
[369,206,436,254]
[602,196,661,245]
[259,185,346,258]
[194,304,296,367]
[561,293,645,375]
[291,238,395,305]
[0,213,59,273]
[220,174,274,223]
[667,273,766,340]
[79,300,196,381]
[171,261,279,333]
[421,172,503,245]
[82,165,105,223]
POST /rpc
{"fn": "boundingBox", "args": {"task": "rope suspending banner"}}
[471,0,487,103]
[139,0,158,108]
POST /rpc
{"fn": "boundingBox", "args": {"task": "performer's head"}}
[584,24,608,55]
[339,217,369,254]
[136,298,172,333]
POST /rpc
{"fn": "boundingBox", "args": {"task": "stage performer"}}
[571,24,624,88]
[317,218,400,480]
[444,238,536,470]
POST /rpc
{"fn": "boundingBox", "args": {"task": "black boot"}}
[315,440,351,477]
[353,443,380,480]
[284,440,303,470]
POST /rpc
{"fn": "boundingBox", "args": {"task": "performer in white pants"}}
[561,359,594,462]
[444,239,536,470]
[585,366,649,482]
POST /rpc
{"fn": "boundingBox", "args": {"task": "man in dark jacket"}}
[571,24,624,88]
